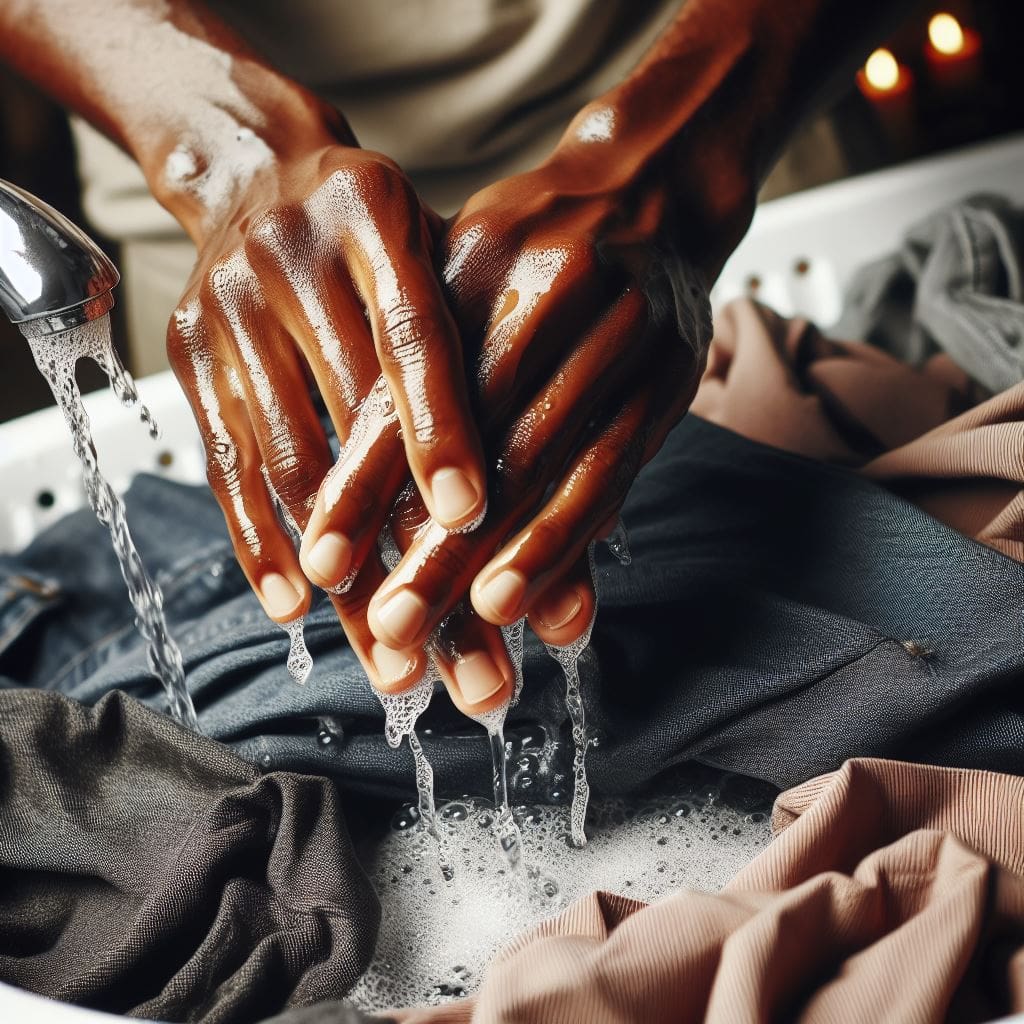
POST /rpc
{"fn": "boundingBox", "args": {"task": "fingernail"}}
[536,587,584,630]
[430,467,479,525]
[371,641,415,685]
[304,531,352,585]
[454,651,506,705]
[375,589,429,646]
[260,572,303,619]
[477,568,527,621]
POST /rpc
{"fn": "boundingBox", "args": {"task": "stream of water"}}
[22,314,198,730]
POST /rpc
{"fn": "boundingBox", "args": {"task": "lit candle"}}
[856,48,916,149]
[924,12,982,94]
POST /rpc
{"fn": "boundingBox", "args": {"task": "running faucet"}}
[0,178,118,335]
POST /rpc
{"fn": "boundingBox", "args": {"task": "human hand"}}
[312,107,715,711]
[164,117,488,634]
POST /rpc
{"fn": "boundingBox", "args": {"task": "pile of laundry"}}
[2,195,1023,1022]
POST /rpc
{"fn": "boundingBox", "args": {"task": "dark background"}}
[1,0,1022,423]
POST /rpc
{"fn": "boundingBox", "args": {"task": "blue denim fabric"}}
[2,414,1022,796]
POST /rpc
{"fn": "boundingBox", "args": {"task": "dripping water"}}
[501,617,526,705]
[544,543,599,847]
[22,314,198,729]
[261,466,313,685]
[376,523,450,872]
[282,618,313,684]
[470,702,523,872]
[605,516,631,566]
[317,715,345,748]
[408,727,452,881]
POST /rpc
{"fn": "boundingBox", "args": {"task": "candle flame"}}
[864,49,901,91]
[929,13,965,55]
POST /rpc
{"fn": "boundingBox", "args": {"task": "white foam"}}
[349,772,774,1012]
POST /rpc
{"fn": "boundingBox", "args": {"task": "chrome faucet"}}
[0,178,118,335]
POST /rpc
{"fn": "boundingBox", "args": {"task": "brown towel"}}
[691,299,1024,561]
[392,759,1024,1023]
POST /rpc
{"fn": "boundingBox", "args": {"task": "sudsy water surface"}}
[349,765,776,1012]
[22,314,199,729]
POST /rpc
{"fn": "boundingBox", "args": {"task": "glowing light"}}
[929,13,965,55]
[864,48,901,91]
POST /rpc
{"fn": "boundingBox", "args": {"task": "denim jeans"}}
[2,414,1022,797]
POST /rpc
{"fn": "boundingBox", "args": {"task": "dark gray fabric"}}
[261,1003,394,1024]
[2,411,1023,796]
[835,193,1024,393]
[0,688,379,1022]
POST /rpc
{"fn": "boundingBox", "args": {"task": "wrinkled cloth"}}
[695,195,1024,561]
[836,194,1024,395]
[390,758,1024,1023]
[2,412,1023,796]
[0,688,381,1023]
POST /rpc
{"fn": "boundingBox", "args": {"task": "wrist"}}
[137,67,352,242]
[541,94,756,281]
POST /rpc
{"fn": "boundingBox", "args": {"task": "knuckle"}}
[245,205,309,263]
[525,515,567,555]
[583,429,643,492]
[324,158,410,211]
[264,432,329,510]
[166,294,205,369]
[377,306,440,377]
[203,251,258,314]
[423,538,471,582]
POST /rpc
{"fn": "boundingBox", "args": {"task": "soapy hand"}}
[300,109,713,713]
[163,135,488,645]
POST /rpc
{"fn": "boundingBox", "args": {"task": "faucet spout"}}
[0,178,119,335]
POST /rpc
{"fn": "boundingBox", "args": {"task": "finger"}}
[525,553,597,647]
[243,203,379,446]
[333,168,488,531]
[385,481,516,715]
[366,290,648,649]
[167,297,311,622]
[431,603,515,715]
[298,383,406,592]
[473,332,691,626]
[327,554,428,694]
[204,253,335,532]
[298,264,639,591]
[471,393,651,626]
[444,230,615,431]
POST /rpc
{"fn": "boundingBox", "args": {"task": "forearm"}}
[0,0,347,239]
[547,0,913,273]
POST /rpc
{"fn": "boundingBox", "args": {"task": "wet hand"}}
[164,131,488,634]
[356,117,713,707]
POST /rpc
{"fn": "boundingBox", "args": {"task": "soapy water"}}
[22,314,199,730]
[261,467,313,685]
[543,543,599,847]
[349,764,776,1012]
[377,518,524,873]
[470,703,523,872]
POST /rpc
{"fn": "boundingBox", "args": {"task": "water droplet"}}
[391,805,421,831]
[440,802,469,822]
